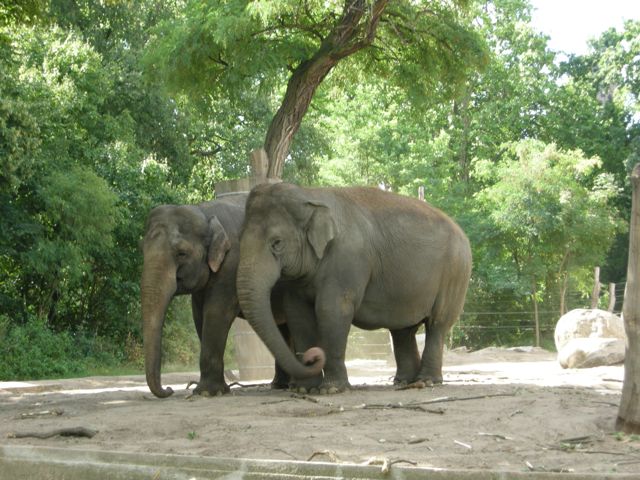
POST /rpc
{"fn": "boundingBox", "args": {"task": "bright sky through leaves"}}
[530,0,640,54]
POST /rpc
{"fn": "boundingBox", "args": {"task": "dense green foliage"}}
[1,0,638,379]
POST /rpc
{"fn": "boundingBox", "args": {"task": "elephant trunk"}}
[141,253,177,398]
[236,251,325,380]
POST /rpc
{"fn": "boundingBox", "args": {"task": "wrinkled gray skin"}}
[141,193,293,398]
[237,183,472,393]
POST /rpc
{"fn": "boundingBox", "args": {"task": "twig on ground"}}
[558,435,594,447]
[525,461,573,473]
[360,402,445,414]
[478,432,513,441]
[592,400,619,407]
[228,381,266,388]
[307,450,339,462]
[19,409,64,419]
[7,426,98,439]
[290,393,320,403]
[406,437,429,445]
[412,392,516,406]
[260,399,292,405]
[454,440,472,449]
[362,457,418,474]
[273,448,297,459]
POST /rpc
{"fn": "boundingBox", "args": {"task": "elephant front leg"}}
[313,288,354,394]
[191,292,236,396]
[283,293,323,393]
[270,322,292,390]
[390,325,421,385]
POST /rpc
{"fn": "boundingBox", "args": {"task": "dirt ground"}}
[1,347,638,476]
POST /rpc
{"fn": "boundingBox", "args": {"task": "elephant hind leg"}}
[416,319,447,385]
[390,325,421,385]
[417,290,465,385]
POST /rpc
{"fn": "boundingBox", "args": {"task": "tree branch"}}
[264,0,390,178]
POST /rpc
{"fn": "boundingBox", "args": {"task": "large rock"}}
[557,337,625,369]
[554,308,626,369]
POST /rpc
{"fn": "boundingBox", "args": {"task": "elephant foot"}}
[289,383,348,395]
[394,379,428,389]
[393,376,416,386]
[270,370,291,390]
[290,375,349,395]
[270,379,290,390]
[395,376,443,389]
[417,374,443,385]
[319,383,349,395]
[290,385,319,395]
[187,380,230,397]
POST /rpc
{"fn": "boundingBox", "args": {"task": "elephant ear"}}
[207,216,231,273]
[306,202,336,259]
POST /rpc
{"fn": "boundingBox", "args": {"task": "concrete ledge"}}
[0,445,636,480]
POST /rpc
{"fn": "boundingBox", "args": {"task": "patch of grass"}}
[613,432,640,442]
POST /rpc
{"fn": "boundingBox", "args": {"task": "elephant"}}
[236,183,472,393]
[140,193,296,398]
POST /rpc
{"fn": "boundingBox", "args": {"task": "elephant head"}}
[141,205,231,398]
[237,183,328,380]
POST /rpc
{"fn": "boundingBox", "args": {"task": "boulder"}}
[557,337,625,369]
[554,308,626,369]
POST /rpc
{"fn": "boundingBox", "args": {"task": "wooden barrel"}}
[231,317,275,381]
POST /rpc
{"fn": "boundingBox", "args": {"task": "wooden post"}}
[591,266,600,309]
[418,186,425,202]
[608,283,616,312]
[250,148,269,182]
[616,163,640,433]
[532,282,540,348]
[215,148,279,197]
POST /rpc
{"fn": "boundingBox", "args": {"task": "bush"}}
[0,315,87,380]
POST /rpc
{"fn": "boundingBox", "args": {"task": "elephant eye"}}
[270,238,284,254]
[176,250,188,260]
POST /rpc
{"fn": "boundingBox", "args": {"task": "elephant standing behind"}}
[236,183,472,393]
[140,193,292,398]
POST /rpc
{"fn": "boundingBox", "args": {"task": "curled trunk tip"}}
[302,347,325,373]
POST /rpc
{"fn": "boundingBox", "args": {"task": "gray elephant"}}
[236,183,472,393]
[140,193,293,398]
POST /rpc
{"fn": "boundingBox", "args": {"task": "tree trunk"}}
[608,283,616,313]
[558,250,570,316]
[559,274,568,317]
[264,0,389,179]
[591,266,600,309]
[532,282,540,348]
[616,163,640,434]
[453,92,471,183]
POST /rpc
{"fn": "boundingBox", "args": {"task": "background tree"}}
[144,0,488,179]
[472,140,623,345]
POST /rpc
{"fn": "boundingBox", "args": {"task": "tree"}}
[473,140,623,344]
[145,0,488,179]
[617,163,640,434]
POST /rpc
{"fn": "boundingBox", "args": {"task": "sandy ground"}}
[1,347,638,476]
